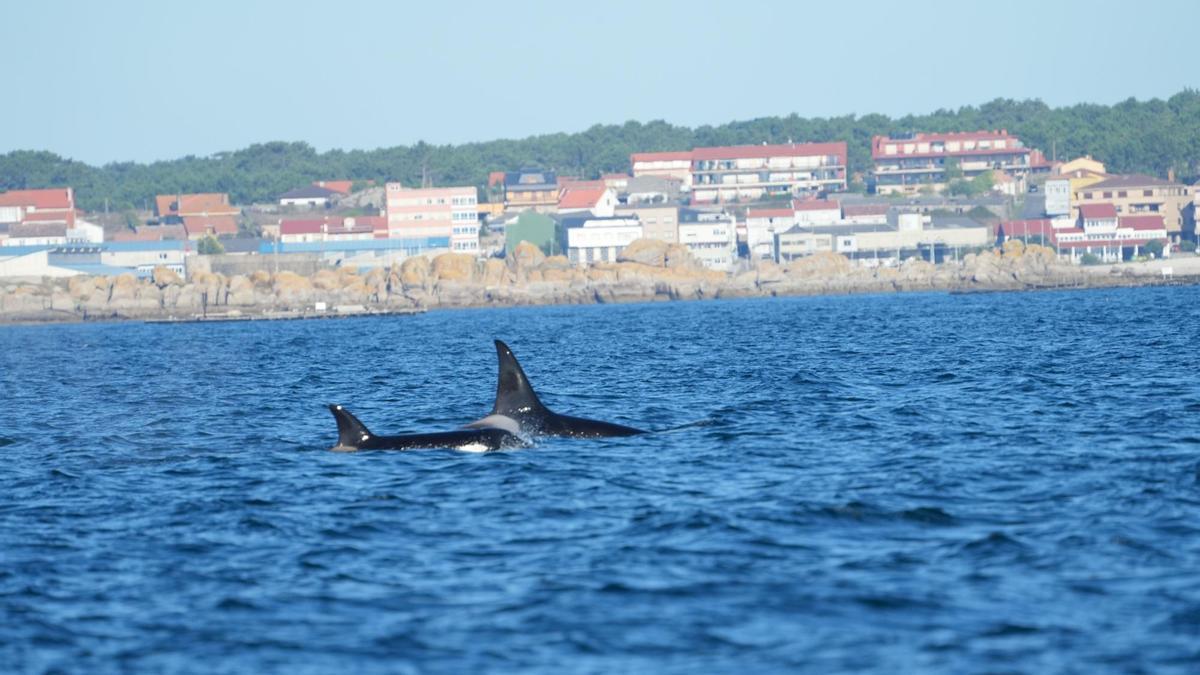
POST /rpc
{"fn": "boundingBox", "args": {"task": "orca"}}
[328,404,522,452]
[465,340,645,438]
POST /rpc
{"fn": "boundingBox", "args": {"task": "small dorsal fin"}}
[328,404,374,449]
[491,340,549,418]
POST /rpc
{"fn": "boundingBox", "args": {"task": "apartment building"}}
[385,184,479,253]
[677,209,736,271]
[615,204,678,243]
[629,151,693,188]
[1072,174,1191,241]
[871,130,1032,195]
[631,142,848,203]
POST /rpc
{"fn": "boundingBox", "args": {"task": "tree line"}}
[2,90,1197,213]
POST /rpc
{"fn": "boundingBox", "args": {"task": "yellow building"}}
[1073,174,1192,241]
[1057,155,1106,176]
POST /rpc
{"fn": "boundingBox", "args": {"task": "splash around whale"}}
[328,340,645,451]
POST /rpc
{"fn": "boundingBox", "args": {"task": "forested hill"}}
[3,90,1198,212]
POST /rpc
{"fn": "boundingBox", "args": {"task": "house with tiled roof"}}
[313,180,354,195]
[1048,211,1169,263]
[0,188,76,230]
[154,192,240,240]
[279,185,341,207]
[558,186,617,217]
[1072,174,1191,241]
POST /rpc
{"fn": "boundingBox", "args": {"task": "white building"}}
[743,208,795,260]
[278,185,341,208]
[631,142,847,203]
[678,210,736,271]
[629,151,693,189]
[565,216,643,265]
[793,199,841,226]
[67,218,105,244]
[1044,177,1071,217]
[558,187,618,217]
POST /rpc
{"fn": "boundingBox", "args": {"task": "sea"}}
[1,287,1198,674]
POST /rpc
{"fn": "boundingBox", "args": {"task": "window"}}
[1103,192,1112,198]
[1118,191,1127,198]
[1144,190,1153,197]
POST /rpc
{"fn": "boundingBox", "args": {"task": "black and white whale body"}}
[465,340,645,438]
[328,404,521,452]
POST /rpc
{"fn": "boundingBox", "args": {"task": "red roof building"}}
[558,187,616,216]
[871,130,1034,195]
[631,142,849,203]
[1078,203,1118,220]
[0,187,76,227]
[313,180,354,195]
[280,216,380,243]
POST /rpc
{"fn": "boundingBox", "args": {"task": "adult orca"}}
[465,340,645,438]
[328,404,522,452]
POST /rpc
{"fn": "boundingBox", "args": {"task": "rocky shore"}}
[0,240,1193,324]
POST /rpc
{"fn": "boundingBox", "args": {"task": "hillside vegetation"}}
[2,90,1197,212]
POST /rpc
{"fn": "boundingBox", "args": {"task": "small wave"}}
[901,506,957,526]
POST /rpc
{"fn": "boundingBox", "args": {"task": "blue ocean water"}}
[2,287,1199,673]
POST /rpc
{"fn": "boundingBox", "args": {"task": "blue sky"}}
[3,0,1195,165]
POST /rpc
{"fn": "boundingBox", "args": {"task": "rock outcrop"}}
[0,244,1166,324]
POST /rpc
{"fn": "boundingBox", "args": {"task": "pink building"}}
[384,184,479,252]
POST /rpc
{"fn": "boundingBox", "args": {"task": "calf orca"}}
[465,340,645,438]
[328,404,522,452]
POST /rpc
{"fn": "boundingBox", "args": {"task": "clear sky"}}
[3,0,1195,166]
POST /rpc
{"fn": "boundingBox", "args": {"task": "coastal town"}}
[0,130,1196,314]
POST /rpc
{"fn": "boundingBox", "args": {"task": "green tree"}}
[198,235,224,255]
[944,157,963,181]
[1144,239,1164,258]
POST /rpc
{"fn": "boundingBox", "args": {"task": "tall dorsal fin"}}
[328,404,374,449]
[491,340,549,417]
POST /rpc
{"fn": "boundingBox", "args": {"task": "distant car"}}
[1028,185,1039,193]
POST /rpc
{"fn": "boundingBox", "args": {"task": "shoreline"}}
[1,242,1196,326]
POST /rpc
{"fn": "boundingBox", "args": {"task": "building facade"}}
[154,192,239,239]
[629,151,693,188]
[615,205,678,243]
[565,216,642,265]
[743,208,795,260]
[502,169,559,213]
[678,209,736,271]
[631,142,848,203]
[0,188,76,232]
[871,130,1033,195]
[1072,174,1191,242]
[385,184,479,253]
